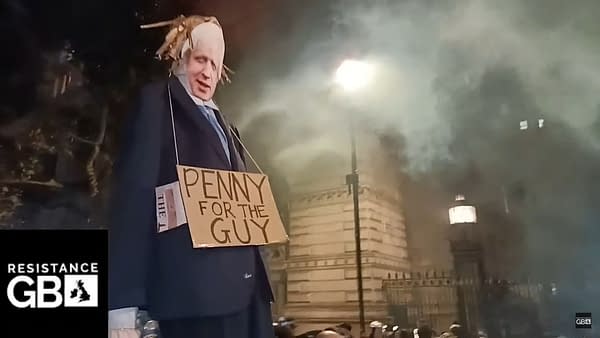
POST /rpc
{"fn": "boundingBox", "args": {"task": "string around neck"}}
[167,83,180,165]
[227,125,264,175]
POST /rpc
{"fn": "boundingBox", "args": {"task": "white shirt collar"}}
[176,75,220,111]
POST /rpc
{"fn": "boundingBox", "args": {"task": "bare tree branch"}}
[0,179,63,189]
[86,107,108,196]
[69,133,100,145]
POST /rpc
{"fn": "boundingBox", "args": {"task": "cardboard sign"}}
[176,165,289,248]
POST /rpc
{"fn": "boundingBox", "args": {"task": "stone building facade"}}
[265,133,415,334]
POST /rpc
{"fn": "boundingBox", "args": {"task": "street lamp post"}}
[348,113,365,335]
[448,195,485,335]
[335,59,374,335]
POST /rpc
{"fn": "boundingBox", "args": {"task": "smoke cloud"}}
[218,0,600,304]
[222,0,600,175]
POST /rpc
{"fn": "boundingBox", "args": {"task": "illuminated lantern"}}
[448,195,477,224]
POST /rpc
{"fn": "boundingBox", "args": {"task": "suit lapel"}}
[167,77,231,167]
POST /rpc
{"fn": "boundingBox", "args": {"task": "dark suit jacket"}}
[108,76,273,320]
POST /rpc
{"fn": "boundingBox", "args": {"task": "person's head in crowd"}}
[449,323,465,338]
[417,326,433,338]
[399,329,411,338]
[335,323,353,337]
[317,329,343,338]
[280,317,297,330]
[274,325,295,338]
[338,323,352,332]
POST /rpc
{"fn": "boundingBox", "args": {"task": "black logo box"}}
[576,312,592,329]
[0,230,107,338]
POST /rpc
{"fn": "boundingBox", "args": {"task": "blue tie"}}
[198,105,231,165]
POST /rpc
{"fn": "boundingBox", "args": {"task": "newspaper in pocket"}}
[155,181,187,233]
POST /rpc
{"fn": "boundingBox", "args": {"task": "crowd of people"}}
[273,318,476,338]
[273,318,353,338]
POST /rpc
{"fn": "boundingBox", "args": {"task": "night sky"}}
[2,0,600,297]
[1,0,286,120]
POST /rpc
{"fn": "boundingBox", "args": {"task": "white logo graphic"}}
[63,275,98,307]
[6,274,98,308]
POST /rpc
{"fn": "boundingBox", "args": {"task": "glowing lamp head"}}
[334,59,374,92]
[448,195,477,224]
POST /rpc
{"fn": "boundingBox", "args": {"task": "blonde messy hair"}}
[141,15,234,83]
